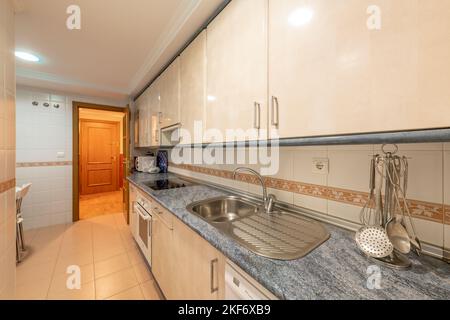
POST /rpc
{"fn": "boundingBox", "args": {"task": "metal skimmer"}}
[230,212,330,260]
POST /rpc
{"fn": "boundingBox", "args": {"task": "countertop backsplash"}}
[168,143,450,262]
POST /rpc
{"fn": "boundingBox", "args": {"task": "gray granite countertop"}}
[128,172,450,300]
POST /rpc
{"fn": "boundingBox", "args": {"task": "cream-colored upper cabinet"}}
[180,30,207,144]
[136,92,149,147]
[269,0,450,137]
[206,0,268,142]
[159,58,181,129]
[147,79,161,146]
[268,0,338,138]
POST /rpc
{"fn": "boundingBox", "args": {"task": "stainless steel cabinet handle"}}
[210,258,219,294]
[253,102,261,129]
[271,96,279,127]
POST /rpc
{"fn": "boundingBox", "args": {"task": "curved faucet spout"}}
[233,167,275,213]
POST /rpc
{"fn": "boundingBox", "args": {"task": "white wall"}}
[16,86,127,230]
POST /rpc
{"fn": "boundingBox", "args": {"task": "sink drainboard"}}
[230,212,330,260]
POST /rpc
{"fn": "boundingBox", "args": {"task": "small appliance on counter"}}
[134,156,160,174]
[157,150,168,173]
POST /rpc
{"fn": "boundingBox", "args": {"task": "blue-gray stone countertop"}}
[127,172,450,300]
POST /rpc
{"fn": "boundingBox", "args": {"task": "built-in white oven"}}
[133,197,152,266]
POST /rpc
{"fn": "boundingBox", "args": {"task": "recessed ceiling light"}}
[15,51,40,62]
[288,8,314,27]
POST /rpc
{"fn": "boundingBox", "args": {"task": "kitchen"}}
[1,0,450,304]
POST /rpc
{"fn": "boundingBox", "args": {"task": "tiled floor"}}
[79,191,123,220]
[15,213,163,300]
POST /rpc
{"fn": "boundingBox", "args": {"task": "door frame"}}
[73,101,129,222]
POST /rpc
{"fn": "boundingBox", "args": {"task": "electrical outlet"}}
[312,158,329,174]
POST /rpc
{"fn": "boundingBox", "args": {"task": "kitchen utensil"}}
[360,157,377,226]
[385,215,411,254]
[388,156,422,255]
[355,226,394,258]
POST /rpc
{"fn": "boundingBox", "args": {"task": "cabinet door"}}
[159,58,181,129]
[152,215,175,299]
[269,0,450,137]
[172,217,225,300]
[206,0,268,142]
[129,185,137,238]
[147,80,161,146]
[136,93,149,147]
[180,30,206,144]
[268,0,339,138]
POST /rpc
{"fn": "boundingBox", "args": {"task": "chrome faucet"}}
[233,167,276,213]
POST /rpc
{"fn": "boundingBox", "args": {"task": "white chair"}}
[16,183,31,263]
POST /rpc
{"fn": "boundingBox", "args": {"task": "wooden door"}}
[80,120,120,195]
[205,0,268,142]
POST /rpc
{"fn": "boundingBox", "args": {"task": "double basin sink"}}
[187,196,330,260]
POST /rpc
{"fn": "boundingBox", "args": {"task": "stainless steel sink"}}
[187,196,330,260]
[187,196,259,224]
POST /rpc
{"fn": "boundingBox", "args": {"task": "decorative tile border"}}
[16,161,72,168]
[0,179,16,194]
[170,163,447,225]
[445,205,450,225]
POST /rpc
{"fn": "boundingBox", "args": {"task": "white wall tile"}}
[409,218,444,247]
[327,201,361,224]
[444,225,450,249]
[400,151,443,203]
[294,194,327,213]
[444,151,450,205]
[293,148,328,185]
[327,149,374,192]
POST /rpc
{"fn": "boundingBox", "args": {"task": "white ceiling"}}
[14,0,225,102]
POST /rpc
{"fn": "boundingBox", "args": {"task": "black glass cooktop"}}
[144,178,194,191]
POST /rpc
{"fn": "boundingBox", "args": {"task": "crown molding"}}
[127,0,203,93]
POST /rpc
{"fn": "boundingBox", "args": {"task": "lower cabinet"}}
[129,184,137,239]
[152,204,225,300]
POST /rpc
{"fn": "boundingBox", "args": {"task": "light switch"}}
[57,151,65,158]
[312,158,329,174]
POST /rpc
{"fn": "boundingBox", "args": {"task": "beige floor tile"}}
[94,253,131,279]
[47,281,95,300]
[132,262,153,284]
[49,264,95,294]
[95,267,138,300]
[93,244,125,262]
[140,280,164,300]
[15,278,51,300]
[127,247,146,266]
[16,260,55,286]
[56,248,94,267]
[106,285,144,300]
[19,245,59,267]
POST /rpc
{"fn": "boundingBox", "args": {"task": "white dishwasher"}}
[225,260,277,300]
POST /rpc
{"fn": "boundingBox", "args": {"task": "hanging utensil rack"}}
[356,144,422,270]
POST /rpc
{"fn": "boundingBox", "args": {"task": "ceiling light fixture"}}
[15,51,40,62]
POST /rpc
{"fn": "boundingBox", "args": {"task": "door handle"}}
[210,258,219,294]
[253,102,261,130]
[271,96,279,127]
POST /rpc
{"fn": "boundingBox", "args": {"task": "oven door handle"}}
[135,204,151,221]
